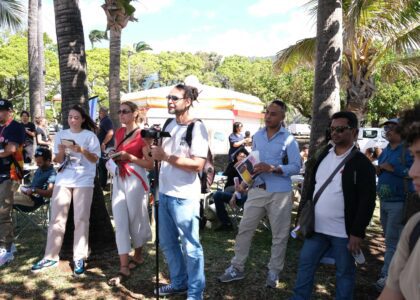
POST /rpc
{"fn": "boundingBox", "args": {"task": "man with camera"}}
[218,100,301,288]
[151,84,208,300]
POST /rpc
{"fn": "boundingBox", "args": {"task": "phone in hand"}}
[108,152,122,159]
[61,139,76,147]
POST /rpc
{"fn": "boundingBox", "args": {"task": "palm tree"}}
[102,0,137,128]
[134,41,152,52]
[274,0,420,123]
[53,0,116,259]
[88,29,108,49]
[0,0,24,30]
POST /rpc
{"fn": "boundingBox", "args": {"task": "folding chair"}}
[13,198,50,240]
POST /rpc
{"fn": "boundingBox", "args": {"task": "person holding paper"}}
[218,100,301,288]
[32,105,100,276]
[107,101,153,286]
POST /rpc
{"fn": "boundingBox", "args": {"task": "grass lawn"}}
[0,198,385,300]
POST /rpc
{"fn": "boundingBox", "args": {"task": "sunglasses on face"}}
[329,126,352,133]
[166,95,184,102]
[118,109,132,115]
[384,125,397,132]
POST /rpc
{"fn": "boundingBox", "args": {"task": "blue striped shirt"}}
[252,126,301,192]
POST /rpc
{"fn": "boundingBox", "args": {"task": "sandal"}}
[108,266,130,286]
[128,257,144,270]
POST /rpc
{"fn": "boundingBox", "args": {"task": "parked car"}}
[357,127,388,153]
[288,123,311,136]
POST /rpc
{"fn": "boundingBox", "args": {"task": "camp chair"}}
[13,198,50,240]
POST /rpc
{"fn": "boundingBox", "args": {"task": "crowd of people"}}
[0,92,418,299]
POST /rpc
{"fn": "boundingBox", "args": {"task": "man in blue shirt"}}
[218,100,301,288]
[375,118,414,291]
[97,107,114,188]
[13,147,56,209]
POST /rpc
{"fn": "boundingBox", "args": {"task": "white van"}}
[357,127,388,153]
[288,124,311,136]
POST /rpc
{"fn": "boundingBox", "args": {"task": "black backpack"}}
[162,118,215,194]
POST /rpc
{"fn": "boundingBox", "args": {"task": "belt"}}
[255,183,266,190]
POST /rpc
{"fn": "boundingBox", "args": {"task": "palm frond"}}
[273,37,316,74]
[379,55,420,82]
[0,0,24,31]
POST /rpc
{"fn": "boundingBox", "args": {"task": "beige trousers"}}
[231,188,292,274]
[13,191,35,207]
[44,186,93,261]
[0,180,14,250]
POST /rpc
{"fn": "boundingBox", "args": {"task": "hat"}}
[0,99,13,111]
[34,147,52,160]
[381,118,399,126]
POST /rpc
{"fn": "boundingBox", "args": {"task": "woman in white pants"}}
[108,101,153,285]
[31,105,100,276]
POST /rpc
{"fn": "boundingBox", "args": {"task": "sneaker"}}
[0,248,14,267]
[31,259,58,273]
[375,276,387,292]
[154,284,188,296]
[266,270,279,288]
[10,243,17,254]
[73,259,85,276]
[218,265,245,283]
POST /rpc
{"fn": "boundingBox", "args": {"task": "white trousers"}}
[112,163,152,255]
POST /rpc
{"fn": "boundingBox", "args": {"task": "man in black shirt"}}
[97,107,114,188]
[20,111,36,164]
[0,99,25,267]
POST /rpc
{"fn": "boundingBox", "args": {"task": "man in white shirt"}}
[292,111,376,300]
[151,84,208,300]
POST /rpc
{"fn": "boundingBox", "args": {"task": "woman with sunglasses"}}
[32,105,101,276]
[108,101,153,285]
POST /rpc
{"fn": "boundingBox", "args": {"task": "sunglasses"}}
[166,95,184,102]
[329,126,352,133]
[384,124,397,132]
[118,109,132,115]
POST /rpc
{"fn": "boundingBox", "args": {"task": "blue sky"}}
[42,0,315,57]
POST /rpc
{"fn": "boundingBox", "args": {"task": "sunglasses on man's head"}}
[117,109,132,115]
[384,124,397,132]
[166,95,184,102]
[329,126,352,133]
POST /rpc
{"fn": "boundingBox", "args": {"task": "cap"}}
[0,99,13,111]
[380,118,399,126]
[34,147,52,160]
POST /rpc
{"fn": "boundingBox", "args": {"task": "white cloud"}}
[134,0,174,15]
[149,34,196,53]
[248,0,308,17]
[191,9,216,19]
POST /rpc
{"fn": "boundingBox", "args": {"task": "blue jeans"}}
[292,233,356,300]
[213,191,247,225]
[158,193,205,300]
[380,201,404,277]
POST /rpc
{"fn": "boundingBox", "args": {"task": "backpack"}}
[163,118,215,194]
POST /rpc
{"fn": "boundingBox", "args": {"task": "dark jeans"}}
[292,232,356,300]
[213,191,247,225]
[98,157,108,188]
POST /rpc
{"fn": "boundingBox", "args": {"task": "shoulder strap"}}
[401,143,410,195]
[115,128,139,150]
[162,118,174,132]
[313,147,358,205]
[409,220,420,255]
[186,118,202,148]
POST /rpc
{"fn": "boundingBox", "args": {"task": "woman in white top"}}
[31,105,101,276]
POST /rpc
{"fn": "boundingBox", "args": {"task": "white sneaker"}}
[266,270,279,288]
[0,248,14,267]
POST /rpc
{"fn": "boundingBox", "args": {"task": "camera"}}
[140,124,171,140]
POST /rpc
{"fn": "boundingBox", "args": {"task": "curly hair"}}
[399,103,420,146]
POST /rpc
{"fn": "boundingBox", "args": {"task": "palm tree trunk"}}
[54,0,89,125]
[38,0,45,117]
[109,28,121,128]
[346,77,375,125]
[53,0,116,260]
[300,0,342,212]
[28,0,42,119]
